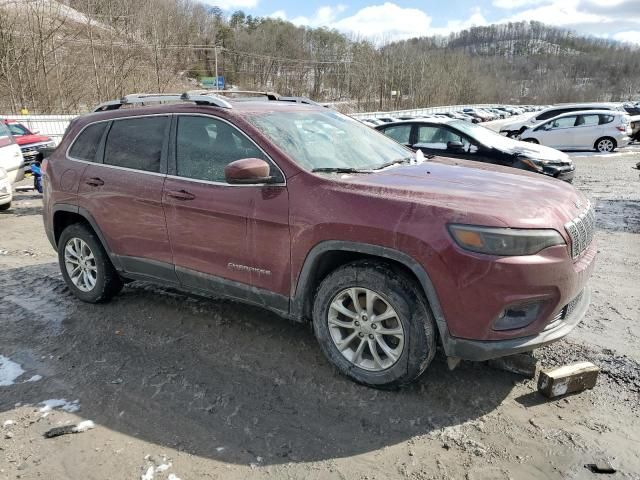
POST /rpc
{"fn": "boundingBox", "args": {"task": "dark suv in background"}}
[42,92,596,388]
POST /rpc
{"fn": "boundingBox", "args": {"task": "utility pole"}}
[215,46,219,90]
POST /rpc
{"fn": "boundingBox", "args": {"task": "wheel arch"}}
[291,241,451,346]
[52,204,122,270]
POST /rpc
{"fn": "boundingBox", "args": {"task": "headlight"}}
[519,156,547,171]
[448,224,565,256]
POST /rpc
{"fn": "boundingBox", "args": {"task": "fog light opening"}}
[493,301,544,331]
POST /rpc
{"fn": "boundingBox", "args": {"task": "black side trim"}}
[291,240,452,351]
[176,266,289,316]
[51,204,123,270]
[115,255,179,284]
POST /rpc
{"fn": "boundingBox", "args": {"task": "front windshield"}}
[246,110,412,171]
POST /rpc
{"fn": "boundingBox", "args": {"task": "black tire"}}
[595,137,616,153]
[58,223,123,303]
[0,201,10,211]
[522,138,538,144]
[312,260,436,389]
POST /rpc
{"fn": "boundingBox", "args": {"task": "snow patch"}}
[3,420,15,427]
[39,399,81,414]
[73,420,95,432]
[141,466,155,480]
[26,375,43,383]
[0,355,25,386]
[168,475,182,480]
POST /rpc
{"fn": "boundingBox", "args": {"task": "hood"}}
[338,157,586,234]
[500,112,537,131]
[15,134,51,146]
[497,137,571,163]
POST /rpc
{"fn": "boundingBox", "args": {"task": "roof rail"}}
[202,90,281,101]
[278,96,321,106]
[93,92,232,112]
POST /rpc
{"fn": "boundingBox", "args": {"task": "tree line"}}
[1,0,639,115]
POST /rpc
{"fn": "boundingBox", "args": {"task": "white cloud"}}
[269,10,287,20]
[331,2,432,40]
[501,0,606,26]
[492,0,553,9]
[291,5,347,27]
[614,30,640,45]
[201,0,259,10]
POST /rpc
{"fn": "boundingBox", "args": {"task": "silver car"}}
[520,110,632,153]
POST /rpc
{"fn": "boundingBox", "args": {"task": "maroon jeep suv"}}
[42,92,596,388]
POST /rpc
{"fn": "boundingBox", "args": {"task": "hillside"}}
[1,0,639,114]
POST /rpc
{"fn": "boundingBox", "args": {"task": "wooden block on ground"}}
[488,352,538,378]
[538,361,599,398]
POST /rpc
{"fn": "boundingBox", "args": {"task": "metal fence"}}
[2,114,76,146]
[349,104,509,119]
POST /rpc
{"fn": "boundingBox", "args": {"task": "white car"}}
[520,110,632,152]
[0,121,24,186]
[500,102,625,137]
[0,167,12,210]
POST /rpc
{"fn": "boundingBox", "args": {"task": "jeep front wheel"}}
[312,261,436,388]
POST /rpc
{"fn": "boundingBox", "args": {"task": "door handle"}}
[85,177,104,187]
[166,189,195,201]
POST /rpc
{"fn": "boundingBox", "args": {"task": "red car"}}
[42,92,595,388]
[2,119,55,166]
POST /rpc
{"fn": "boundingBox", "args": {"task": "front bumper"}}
[544,164,575,183]
[444,287,590,361]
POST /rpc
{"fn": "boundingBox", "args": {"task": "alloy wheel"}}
[64,237,98,292]
[327,287,405,371]
[597,139,614,152]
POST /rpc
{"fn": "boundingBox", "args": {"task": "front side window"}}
[550,116,577,129]
[382,125,411,144]
[69,122,108,162]
[246,110,411,171]
[104,116,168,173]
[176,116,270,183]
[415,125,467,150]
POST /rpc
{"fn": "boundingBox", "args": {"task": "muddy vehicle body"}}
[42,92,596,388]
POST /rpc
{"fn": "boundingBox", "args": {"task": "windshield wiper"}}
[311,167,371,174]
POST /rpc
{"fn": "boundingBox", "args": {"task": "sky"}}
[204,0,640,44]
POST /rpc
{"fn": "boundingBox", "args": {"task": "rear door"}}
[77,115,177,281]
[573,114,601,149]
[163,114,290,307]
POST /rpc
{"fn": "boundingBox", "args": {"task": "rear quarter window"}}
[103,116,168,173]
[68,122,108,162]
[599,114,615,125]
[0,123,14,148]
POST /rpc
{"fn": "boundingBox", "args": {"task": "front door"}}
[163,115,290,308]
[413,124,496,165]
[538,115,577,149]
[77,115,176,281]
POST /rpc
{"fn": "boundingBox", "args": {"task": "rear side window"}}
[69,122,107,162]
[382,125,411,144]
[0,122,13,148]
[104,116,168,173]
[599,114,615,125]
[576,115,600,127]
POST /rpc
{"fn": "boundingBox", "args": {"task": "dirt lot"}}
[1,149,639,480]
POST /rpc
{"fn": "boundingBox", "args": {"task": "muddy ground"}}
[0,149,639,480]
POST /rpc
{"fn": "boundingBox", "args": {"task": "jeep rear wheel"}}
[313,261,436,388]
[58,223,123,303]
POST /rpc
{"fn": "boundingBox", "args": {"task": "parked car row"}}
[360,104,546,127]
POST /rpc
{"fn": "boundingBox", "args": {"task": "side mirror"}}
[225,158,274,185]
[447,141,465,152]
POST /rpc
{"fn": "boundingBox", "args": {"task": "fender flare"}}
[291,240,451,345]
[51,203,123,270]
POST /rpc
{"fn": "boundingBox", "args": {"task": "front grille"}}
[545,291,584,331]
[564,201,596,259]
